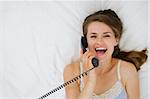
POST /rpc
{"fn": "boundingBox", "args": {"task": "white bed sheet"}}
[0,1,149,99]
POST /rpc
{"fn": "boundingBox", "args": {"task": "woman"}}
[63,9,147,99]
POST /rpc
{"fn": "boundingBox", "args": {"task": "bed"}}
[0,1,149,99]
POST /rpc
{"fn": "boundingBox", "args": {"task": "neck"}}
[95,57,115,75]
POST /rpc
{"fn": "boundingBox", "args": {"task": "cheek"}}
[87,39,95,50]
[107,38,118,46]
[106,39,117,52]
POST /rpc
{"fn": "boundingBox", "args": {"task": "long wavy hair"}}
[83,9,147,71]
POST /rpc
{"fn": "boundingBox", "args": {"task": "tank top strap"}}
[117,60,121,80]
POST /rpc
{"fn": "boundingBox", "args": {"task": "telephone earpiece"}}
[81,36,88,53]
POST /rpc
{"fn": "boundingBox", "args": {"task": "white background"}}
[0,0,149,99]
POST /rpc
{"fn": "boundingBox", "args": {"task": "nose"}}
[96,36,103,44]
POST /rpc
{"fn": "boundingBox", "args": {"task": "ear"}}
[114,38,119,46]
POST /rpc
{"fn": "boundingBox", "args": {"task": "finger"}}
[83,52,95,68]
[80,48,90,58]
[81,49,89,62]
[80,49,84,62]
[83,51,92,61]
[82,49,89,56]
[85,51,95,60]
[88,55,95,68]
[80,49,83,56]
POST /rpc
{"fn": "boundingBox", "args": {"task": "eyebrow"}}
[103,32,113,34]
[90,32,113,35]
[90,33,97,35]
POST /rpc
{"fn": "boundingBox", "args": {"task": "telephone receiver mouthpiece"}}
[92,57,99,67]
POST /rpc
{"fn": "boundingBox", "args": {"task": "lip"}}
[95,47,107,58]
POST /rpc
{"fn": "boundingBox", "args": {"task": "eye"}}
[90,36,97,38]
[103,35,111,37]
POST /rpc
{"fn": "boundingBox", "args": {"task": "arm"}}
[63,64,80,99]
[63,51,97,99]
[78,69,97,99]
[123,63,140,99]
[63,63,96,99]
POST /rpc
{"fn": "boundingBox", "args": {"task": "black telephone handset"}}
[38,37,99,99]
[81,36,99,67]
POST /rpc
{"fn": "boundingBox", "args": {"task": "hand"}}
[80,49,97,85]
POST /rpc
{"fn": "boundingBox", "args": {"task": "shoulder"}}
[120,60,137,75]
[119,60,140,98]
[120,60,137,71]
[63,59,80,81]
[119,60,138,85]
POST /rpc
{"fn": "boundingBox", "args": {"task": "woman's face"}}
[86,21,118,61]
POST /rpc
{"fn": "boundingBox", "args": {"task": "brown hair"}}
[83,9,147,71]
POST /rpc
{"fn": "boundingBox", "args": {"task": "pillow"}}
[0,1,148,99]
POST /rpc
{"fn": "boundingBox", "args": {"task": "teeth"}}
[96,48,106,51]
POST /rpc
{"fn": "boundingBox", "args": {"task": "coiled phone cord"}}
[38,67,95,99]
[38,57,99,99]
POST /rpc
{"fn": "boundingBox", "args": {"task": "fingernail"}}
[86,48,89,51]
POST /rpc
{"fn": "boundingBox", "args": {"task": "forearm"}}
[78,81,95,99]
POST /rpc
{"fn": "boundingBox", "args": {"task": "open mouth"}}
[95,47,107,56]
